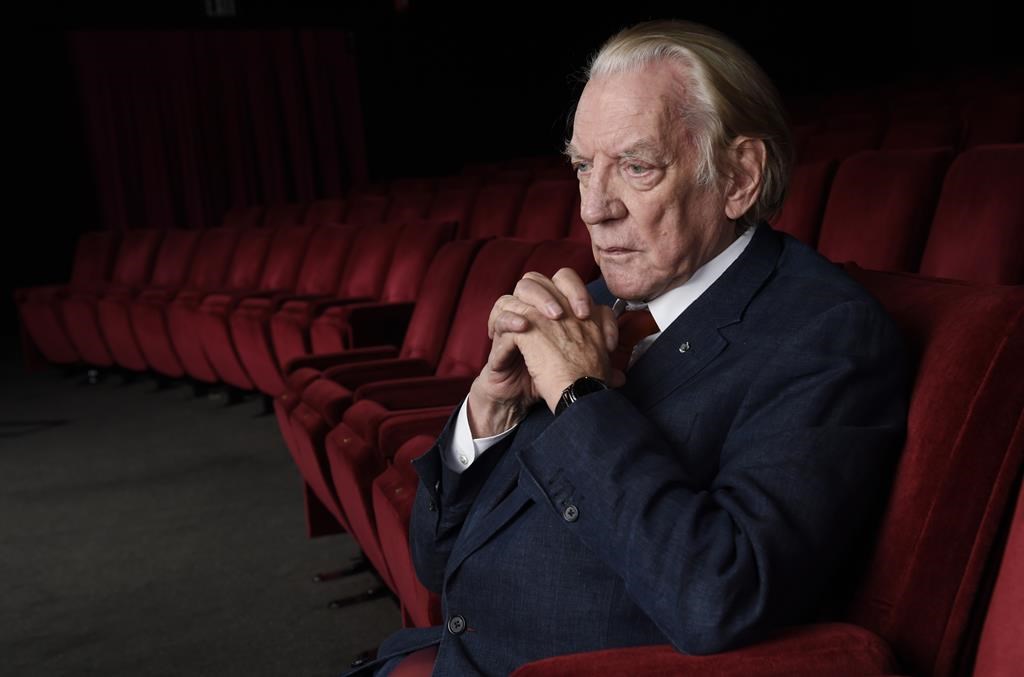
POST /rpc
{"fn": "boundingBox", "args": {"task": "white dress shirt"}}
[444,226,755,473]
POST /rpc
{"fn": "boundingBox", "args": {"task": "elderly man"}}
[349,20,907,676]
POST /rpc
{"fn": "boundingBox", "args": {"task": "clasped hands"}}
[466,268,624,438]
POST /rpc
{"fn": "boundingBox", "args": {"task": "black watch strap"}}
[555,376,608,416]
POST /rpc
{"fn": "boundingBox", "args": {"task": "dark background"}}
[7,0,1021,341]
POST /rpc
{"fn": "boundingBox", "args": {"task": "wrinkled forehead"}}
[570,63,689,158]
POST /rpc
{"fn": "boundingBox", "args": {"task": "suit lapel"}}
[618,224,782,410]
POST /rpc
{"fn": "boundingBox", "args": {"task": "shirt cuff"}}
[443,398,518,474]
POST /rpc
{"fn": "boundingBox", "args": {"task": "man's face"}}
[569,61,734,302]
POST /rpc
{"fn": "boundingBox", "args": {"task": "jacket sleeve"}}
[409,410,513,593]
[516,299,908,654]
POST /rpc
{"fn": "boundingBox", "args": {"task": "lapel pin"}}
[679,341,691,353]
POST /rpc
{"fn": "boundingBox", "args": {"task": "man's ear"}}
[723,137,766,221]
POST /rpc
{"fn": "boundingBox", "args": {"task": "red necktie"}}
[610,306,659,372]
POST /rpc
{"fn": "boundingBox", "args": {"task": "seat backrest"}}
[513,179,578,241]
[185,227,242,290]
[426,180,479,227]
[303,198,347,226]
[770,159,837,247]
[397,238,489,364]
[918,144,1024,284]
[971,468,1024,677]
[799,127,883,164]
[292,225,357,296]
[567,192,590,243]
[223,227,275,291]
[344,193,389,226]
[817,148,952,272]
[520,239,600,286]
[961,93,1024,148]
[377,221,457,303]
[221,205,264,229]
[384,190,433,223]
[334,222,404,300]
[881,106,963,150]
[68,231,120,286]
[110,229,165,287]
[841,268,1024,677]
[256,225,316,291]
[147,229,202,289]
[433,238,539,377]
[262,203,307,229]
[461,181,528,239]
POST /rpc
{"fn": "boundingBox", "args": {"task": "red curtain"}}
[69,30,367,230]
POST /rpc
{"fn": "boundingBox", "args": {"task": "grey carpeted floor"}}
[0,351,402,677]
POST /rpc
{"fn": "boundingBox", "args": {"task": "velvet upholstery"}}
[167,227,274,382]
[100,228,202,371]
[16,230,119,365]
[197,225,314,388]
[61,229,165,367]
[817,148,952,272]
[917,144,1024,284]
[770,159,836,247]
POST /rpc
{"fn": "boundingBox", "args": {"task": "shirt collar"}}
[638,226,755,333]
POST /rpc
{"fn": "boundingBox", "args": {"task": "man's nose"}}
[580,169,626,226]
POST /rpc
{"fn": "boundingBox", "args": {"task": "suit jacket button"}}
[562,504,579,522]
[426,498,437,512]
[447,614,467,635]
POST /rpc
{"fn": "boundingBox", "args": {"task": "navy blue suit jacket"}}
[351,225,908,676]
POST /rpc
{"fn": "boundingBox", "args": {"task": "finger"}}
[551,268,592,319]
[492,310,530,336]
[593,304,619,353]
[487,295,535,338]
[488,332,522,371]
[516,273,572,319]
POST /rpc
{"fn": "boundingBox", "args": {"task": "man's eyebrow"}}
[563,142,583,159]
[619,139,666,161]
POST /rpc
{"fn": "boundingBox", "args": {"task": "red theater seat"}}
[99,229,203,371]
[167,227,274,383]
[16,230,119,365]
[130,227,242,378]
[373,434,442,628]
[61,229,165,367]
[513,179,578,241]
[459,181,528,238]
[512,269,1024,677]
[770,159,837,247]
[918,144,1024,284]
[262,203,308,228]
[816,148,952,272]
[197,225,315,389]
[344,192,389,226]
[277,238,486,538]
[254,221,454,396]
[229,225,358,394]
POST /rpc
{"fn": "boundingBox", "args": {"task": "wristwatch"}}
[555,376,608,416]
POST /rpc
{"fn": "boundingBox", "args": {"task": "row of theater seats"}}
[788,78,1023,162]
[15,174,590,390]
[772,143,1023,285]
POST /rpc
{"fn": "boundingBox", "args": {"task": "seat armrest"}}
[323,358,434,389]
[283,346,400,376]
[377,408,454,459]
[353,375,474,409]
[510,623,901,677]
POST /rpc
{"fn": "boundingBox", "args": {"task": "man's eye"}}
[574,162,591,174]
[626,163,649,176]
